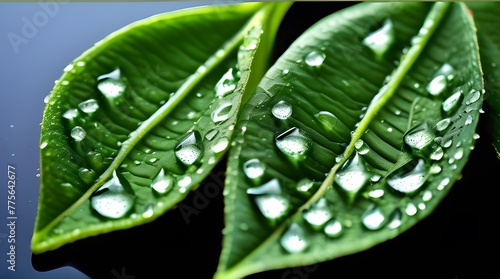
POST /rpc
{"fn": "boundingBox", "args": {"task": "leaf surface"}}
[216,2,483,278]
[32,2,292,254]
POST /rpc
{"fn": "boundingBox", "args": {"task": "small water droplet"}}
[303,198,332,229]
[90,171,135,219]
[175,131,203,166]
[387,208,402,229]
[404,122,435,156]
[78,99,99,113]
[368,189,384,198]
[97,68,126,98]
[387,158,428,194]
[335,152,372,202]
[271,100,292,120]
[296,178,314,195]
[430,147,444,161]
[466,89,481,105]
[275,127,311,161]
[355,139,369,155]
[280,223,308,253]
[465,115,473,125]
[442,91,462,115]
[40,141,48,149]
[247,179,290,223]
[363,19,395,58]
[422,190,433,201]
[71,126,86,141]
[361,204,385,230]
[242,159,266,181]
[434,118,451,132]
[63,64,74,72]
[211,102,233,123]
[453,147,464,160]
[427,75,447,96]
[63,108,78,120]
[142,204,154,218]
[178,176,192,188]
[405,202,417,216]
[205,129,218,141]
[215,68,237,98]
[324,219,343,238]
[212,137,229,153]
[150,169,173,195]
[304,50,326,67]
[86,151,104,172]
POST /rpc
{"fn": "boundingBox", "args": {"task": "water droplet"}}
[215,68,237,98]
[150,169,173,195]
[466,89,481,105]
[71,126,86,141]
[43,94,51,104]
[404,122,435,156]
[304,50,326,67]
[314,111,349,137]
[63,108,78,120]
[97,68,126,98]
[40,141,48,150]
[242,159,266,181]
[465,115,473,125]
[335,152,371,202]
[355,139,369,155]
[426,75,447,96]
[368,189,384,198]
[453,147,464,160]
[363,19,395,58]
[442,91,462,115]
[280,223,308,253]
[361,204,385,230]
[205,129,218,141]
[303,198,332,229]
[78,99,99,113]
[247,179,290,223]
[178,176,192,189]
[275,127,311,161]
[430,146,444,161]
[422,190,433,201]
[79,168,97,184]
[142,204,154,218]
[434,118,451,132]
[271,100,292,120]
[86,151,104,172]
[76,61,85,67]
[405,202,417,216]
[211,102,233,123]
[90,171,135,219]
[296,178,314,195]
[175,131,203,166]
[387,208,402,229]
[212,137,229,153]
[324,219,343,238]
[63,64,74,72]
[387,158,428,194]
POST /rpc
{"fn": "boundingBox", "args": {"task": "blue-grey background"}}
[0,2,207,279]
[1,1,500,279]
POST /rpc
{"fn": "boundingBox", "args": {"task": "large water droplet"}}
[304,50,326,67]
[434,118,451,132]
[280,223,308,253]
[215,68,237,98]
[247,179,290,223]
[150,169,173,195]
[324,219,343,238]
[361,204,385,230]
[175,131,203,166]
[63,108,78,120]
[97,68,126,98]
[71,126,86,141]
[242,159,266,181]
[212,137,229,153]
[272,100,292,120]
[335,152,371,203]
[78,99,99,113]
[90,171,135,219]
[211,102,233,123]
[303,198,333,229]
[363,19,395,58]
[387,158,428,194]
[275,127,311,161]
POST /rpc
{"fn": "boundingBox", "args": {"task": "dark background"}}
[2,2,500,279]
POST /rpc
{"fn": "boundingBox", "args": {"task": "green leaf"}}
[32,2,292,254]
[215,2,483,278]
[467,2,500,159]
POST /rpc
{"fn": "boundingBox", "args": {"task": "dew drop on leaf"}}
[215,68,237,98]
[242,159,266,181]
[275,127,311,160]
[324,219,343,238]
[175,131,203,166]
[280,223,308,253]
[90,171,135,219]
[302,198,333,229]
[71,126,86,141]
[212,137,229,153]
[247,179,290,223]
[362,19,394,59]
[97,68,126,98]
[150,169,173,195]
[442,91,462,115]
[304,50,326,67]
[78,99,99,113]
[387,158,428,194]
[426,75,447,96]
[63,108,78,120]
[361,204,385,230]
[335,152,372,202]
[387,208,402,229]
[211,102,233,123]
[271,100,292,120]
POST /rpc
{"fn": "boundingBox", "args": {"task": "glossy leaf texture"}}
[215,2,483,278]
[467,2,500,159]
[32,2,292,254]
